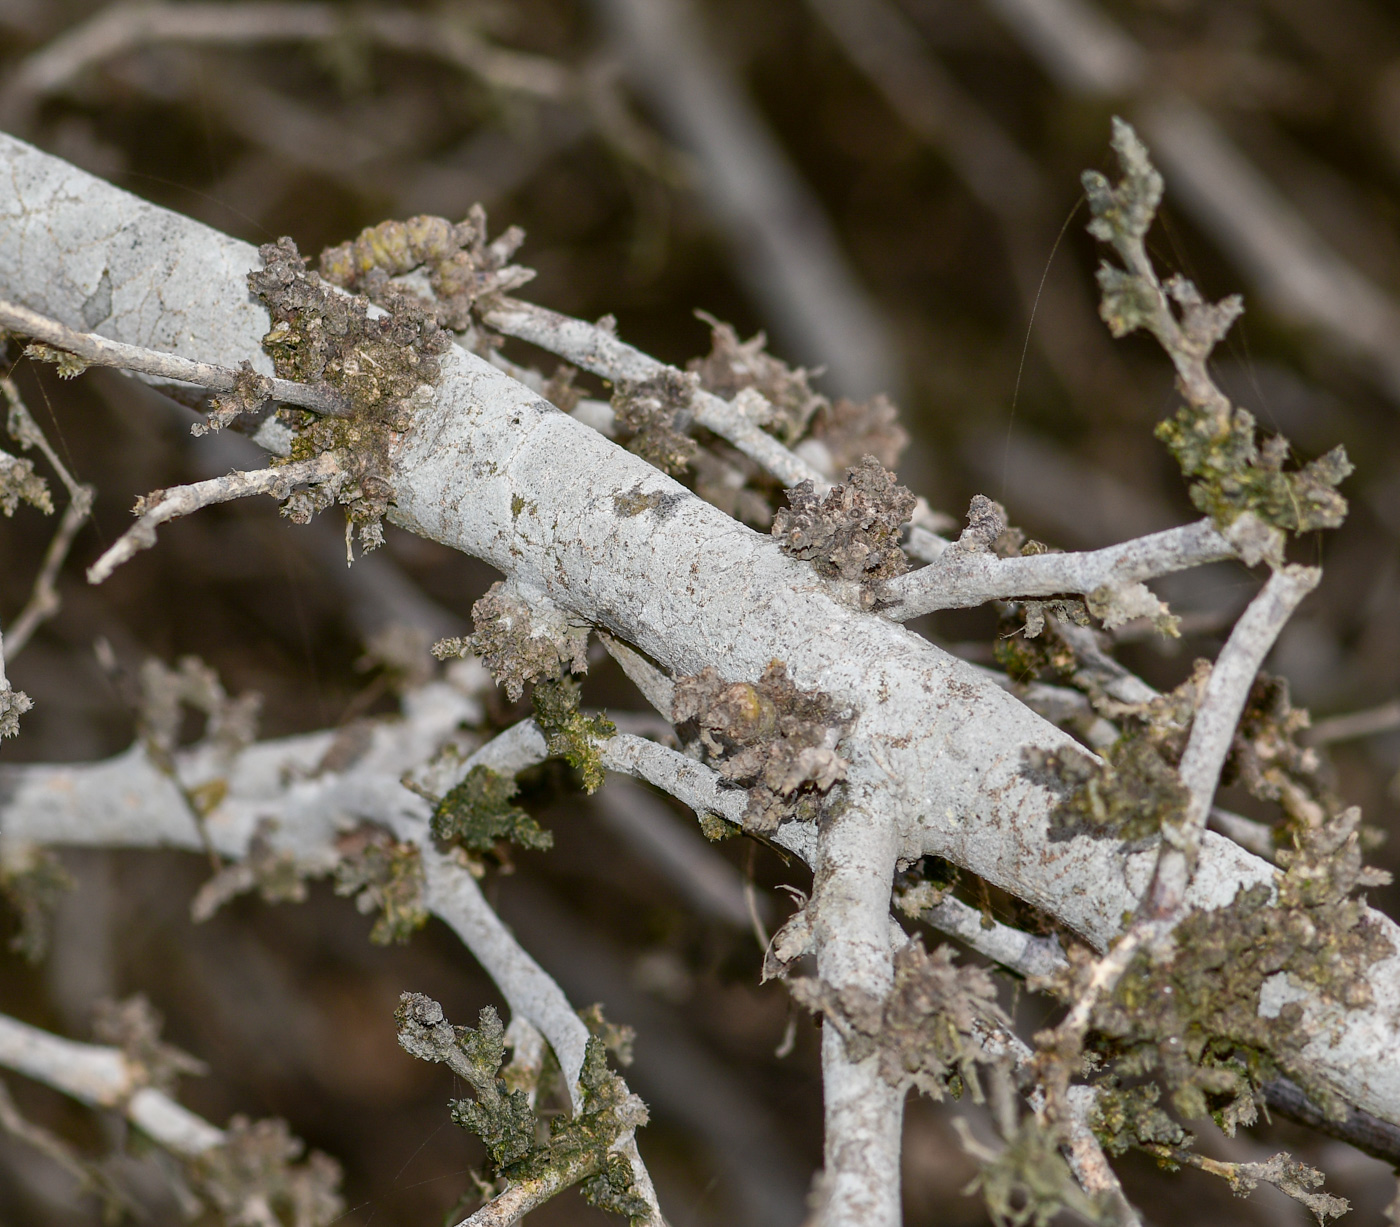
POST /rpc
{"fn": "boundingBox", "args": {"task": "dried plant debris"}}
[1085,119,1350,562]
[672,661,849,832]
[192,360,274,437]
[1047,807,1391,1130]
[92,994,208,1096]
[772,456,915,597]
[789,939,1006,1101]
[0,842,72,961]
[443,580,589,701]
[688,312,824,444]
[0,447,50,515]
[810,393,909,472]
[0,682,32,739]
[396,995,649,1223]
[190,1116,344,1227]
[531,677,616,794]
[250,236,450,549]
[319,207,535,330]
[332,824,430,944]
[190,817,309,922]
[431,765,554,854]
[610,368,699,476]
[1189,1152,1349,1223]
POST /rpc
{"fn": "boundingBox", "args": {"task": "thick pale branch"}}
[4,131,1399,1131]
[884,518,1234,620]
[0,298,348,416]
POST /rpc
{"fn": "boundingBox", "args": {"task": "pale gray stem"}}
[810,800,903,1227]
[1153,565,1320,912]
[917,894,1067,981]
[481,297,828,490]
[884,518,1234,620]
[86,454,340,584]
[0,298,348,416]
[1308,700,1400,746]
[0,1012,224,1155]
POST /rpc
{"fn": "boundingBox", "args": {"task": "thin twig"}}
[884,518,1234,620]
[1307,700,1400,746]
[86,454,341,585]
[0,298,348,416]
[481,297,829,490]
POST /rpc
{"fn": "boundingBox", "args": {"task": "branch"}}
[480,297,829,490]
[983,0,1400,406]
[86,454,342,584]
[1307,700,1400,746]
[0,298,348,416]
[884,517,1234,620]
[0,1012,224,1155]
[1,376,95,656]
[4,131,1398,1133]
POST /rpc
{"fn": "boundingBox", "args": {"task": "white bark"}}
[0,1012,225,1155]
[3,127,1400,1190]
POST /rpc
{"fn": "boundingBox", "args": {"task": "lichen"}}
[960,1115,1100,1227]
[92,994,208,1096]
[432,765,554,854]
[687,312,824,444]
[22,342,89,378]
[396,994,650,1224]
[0,449,50,516]
[0,843,73,962]
[191,360,274,437]
[249,236,450,550]
[1084,119,1351,558]
[810,393,909,471]
[332,824,430,944]
[318,208,536,330]
[452,580,590,702]
[531,677,616,794]
[672,661,849,833]
[610,369,698,476]
[771,456,915,598]
[1051,808,1392,1127]
[190,817,310,923]
[189,1115,344,1227]
[790,938,1006,1101]
[1089,1080,1192,1157]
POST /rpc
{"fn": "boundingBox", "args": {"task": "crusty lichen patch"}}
[249,237,449,549]
[431,765,554,854]
[672,660,850,832]
[610,369,699,476]
[532,677,616,794]
[332,824,430,945]
[435,580,589,702]
[318,208,536,330]
[771,455,914,601]
[1049,808,1392,1129]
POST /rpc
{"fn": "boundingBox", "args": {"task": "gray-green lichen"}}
[396,994,650,1224]
[92,994,208,1096]
[0,448,50,516]
[0,842,72,961]
[249,236,450,550]
[532,677,616,795]
[431,765,553,854]
[189,1116,344,1227]
[672,661,849,832]
[772,456,915,601]
[610,369,699,476]
[688,312,824,444]
[332,824,430,944]
[1050,808,1392,1129]
[1085,119,1350,559]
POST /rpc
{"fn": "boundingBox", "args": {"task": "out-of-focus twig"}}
[1306,699,1400,745]
[588,0,900,398]
[983,0,1400,406]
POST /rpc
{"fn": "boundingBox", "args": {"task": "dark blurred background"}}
[2,0,1399,1223]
